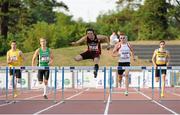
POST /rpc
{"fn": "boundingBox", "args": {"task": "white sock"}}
[43,85,48,96]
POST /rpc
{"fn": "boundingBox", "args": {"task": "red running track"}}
[0,88,179,114]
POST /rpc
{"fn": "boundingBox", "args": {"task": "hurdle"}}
[173,70,180,93]
[0,66,58,103]
[109,66,154,102]
[61,66,107,103]
[158,66,180,100]
[1,66,179,103]
[0,67,9,103]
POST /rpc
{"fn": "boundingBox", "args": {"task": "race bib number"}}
[157,57,166,62]
[41,56,49,62]
[120,52,130,59]
[89,45,98,51]
[10,56,17,61]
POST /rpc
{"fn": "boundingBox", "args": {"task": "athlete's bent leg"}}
[155,77,159,82]
[43,80,48,99]
[161,74,166,97]
[117,74,123,88]
[10,75,18,97]
[74,55,83,61]
[93,57,99,78]
[124,70,129,96]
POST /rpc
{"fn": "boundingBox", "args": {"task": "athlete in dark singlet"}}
[73,28,101,78]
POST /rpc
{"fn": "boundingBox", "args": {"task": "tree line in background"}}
[0,0,180,56]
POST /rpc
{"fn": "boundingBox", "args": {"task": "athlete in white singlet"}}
[112,33,135,96]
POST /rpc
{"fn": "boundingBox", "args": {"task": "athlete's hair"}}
[11,40,16,43]
[86,28,95,34]
[10,40,17,46]
[119,32,125,35]
[40,37,47,41]
[160,40,165,44]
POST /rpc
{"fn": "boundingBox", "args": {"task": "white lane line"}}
[0,90,53,107]
[0,90,37,98]
[0,88,83,107]
[0,101,14,107]
[0,93,44,107]
[166,91,180,97]
[0,93,13,97]
[138,91,178,115]
[33,88,89,115]
[104,94,110,115]
[171,93,180,97]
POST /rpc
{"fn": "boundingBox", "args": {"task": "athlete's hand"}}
[9,58,14,63]
[48,62,52,66]
[133,58,136,62]
[106,45,111,50]
[70,42,77,46]
[153,64,157,68]
[112,53,119,57]
[19,51,23,56]
[31,66,36,72]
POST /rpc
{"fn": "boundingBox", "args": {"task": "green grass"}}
[0,45,152,66]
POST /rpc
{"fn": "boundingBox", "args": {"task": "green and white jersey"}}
[39,48,50,66]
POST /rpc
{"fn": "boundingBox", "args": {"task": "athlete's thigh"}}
[44,70,50,80]
[94,57,100,64]
[162,69,166,75]
[38,70,44,82]
[74,54,83,61]
[124,69,129,76]
[9,68,13,76]
[155,69,160,77]
[80,51,92,60]
[15,69,21,78]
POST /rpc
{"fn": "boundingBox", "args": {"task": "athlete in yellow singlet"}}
[7,41,25,97]
[152,41,170,97]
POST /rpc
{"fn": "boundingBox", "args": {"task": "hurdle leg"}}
[151,67,154,101]
[109,67,112,103]
[54,68,57,103]
[159,67,162,101]
[61,67,65,103]
[5,67,9,103]
[173,71,176,93]
[103,67,106,103]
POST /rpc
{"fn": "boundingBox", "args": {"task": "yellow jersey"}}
[155,48,169,65]
[7,49,22,67]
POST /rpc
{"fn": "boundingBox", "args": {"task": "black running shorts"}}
[118,62,130,75]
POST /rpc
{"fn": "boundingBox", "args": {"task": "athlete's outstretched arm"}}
[97,35,110,45]
[48,49,54,66]
[166,51,170,66]
[152,50,157,67]
[19,50,25,62]
[32,49,39,66]
[129,44,135,61]
[97,35,111,50]
[112,43,119,57]
[6,52,12,64]
[71,35,86,45]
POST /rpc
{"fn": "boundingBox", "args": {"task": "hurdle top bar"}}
[112,66,152,70]
[62,66,105,70]
[112,66,180,70]
[1,66,180,70]
[61,66,180,70]
[0,66,58,70]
